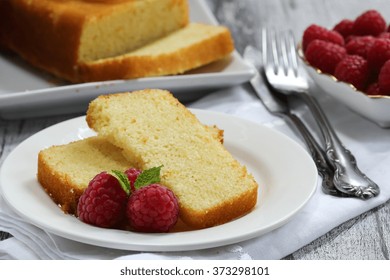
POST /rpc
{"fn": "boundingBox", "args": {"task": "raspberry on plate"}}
[333,19,354,39]
[125,167,142,193]
[77,172,128,228]
[367,38,390,73]
[353,10,386,36]
[334,55,369,91]
[126,183,179,233]
[378,60,390,94]
[302,24,344,51]
[77,165,180,233]
[305,39,347,74]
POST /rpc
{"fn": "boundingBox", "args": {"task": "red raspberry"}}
[366,82,382,96]
[77,172,128,228]
[378,32,390,40]
[367,38,390,73]
[126,184,179,232]
[345,35,357,44]
[333,19,354,39]
[125,168,142,193]
[353,10,386,36]
[334,55,369,91]
[302,24,344,51]
[378,60,390,94]
[305,40,347,74]
[345,36,375,58]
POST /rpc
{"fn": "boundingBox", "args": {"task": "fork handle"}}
[299,92,380,199]
[288,113,345,197]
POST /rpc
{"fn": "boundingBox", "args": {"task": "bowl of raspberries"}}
[300,9,390,128]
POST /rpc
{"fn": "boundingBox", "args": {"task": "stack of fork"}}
[245,28,380,200]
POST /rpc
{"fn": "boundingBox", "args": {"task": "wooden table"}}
[1,0,389,259]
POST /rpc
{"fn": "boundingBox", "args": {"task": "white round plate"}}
[0,109,317,251]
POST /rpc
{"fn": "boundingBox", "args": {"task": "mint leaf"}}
[110,170,131,195]
[134,165,163,190]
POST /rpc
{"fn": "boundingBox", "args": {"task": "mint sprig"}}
[109,170,131,195]
[109,166,163,196]
[134,165,163,190]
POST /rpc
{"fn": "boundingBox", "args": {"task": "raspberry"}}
[302,24,344,51]
[305,39,347,74]
[333,19,354,38]
[367,38,390,73]
[378,60,390,94]
[345,35,357,44]
[77,172,128,228]
[379,32,390,40]
[125,168,142,192]
[126,184,179,232]
[366,82,382,96]
[334,55,369,91]
[345,36,375,58]
[353,10,386,36]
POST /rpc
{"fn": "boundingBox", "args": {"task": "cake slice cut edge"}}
[76,23,235,82]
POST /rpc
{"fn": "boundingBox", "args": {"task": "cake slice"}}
[0,0,189,82]
[37,126,223,215]
[77,23,234,82]
[86,89,258,229]
[37,136,131,214]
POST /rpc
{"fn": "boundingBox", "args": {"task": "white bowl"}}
[298,46,390,128]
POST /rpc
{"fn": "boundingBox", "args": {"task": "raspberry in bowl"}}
[299,9,390,128]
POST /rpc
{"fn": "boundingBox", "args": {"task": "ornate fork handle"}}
[299,92,380,199]
[288,113,346,197]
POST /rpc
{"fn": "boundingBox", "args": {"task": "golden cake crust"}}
[0,0,190,81]
[38,151,84,214]
[0,0,85,80]
[37,136,132,214]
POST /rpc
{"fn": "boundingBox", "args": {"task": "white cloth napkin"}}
[1,84,390,260]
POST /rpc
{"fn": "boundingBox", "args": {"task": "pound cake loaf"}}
[86,89,258,229]
[77,23,234,82]
[37,126,223,215]
[0,0,189,82]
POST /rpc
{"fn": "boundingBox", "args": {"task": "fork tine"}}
[261,28,272,73]
[261,28,267,67]
[262,28,308,92]
[270,29,281,75]
[286,30,299,77]
[279,31,291,76]
[262,28,277,75]
[275,30,299,77]
[263,28,295,77]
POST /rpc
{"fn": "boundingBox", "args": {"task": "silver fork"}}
[262,28,380,199]
[244,46,344,197]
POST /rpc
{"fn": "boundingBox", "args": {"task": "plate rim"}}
[0,109,317,251]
